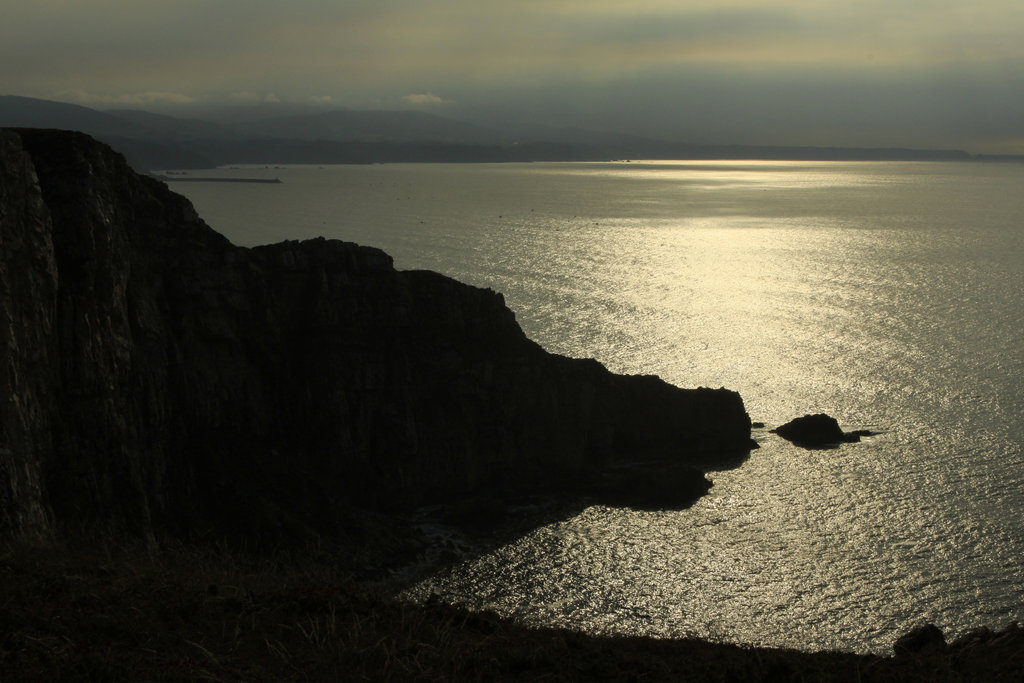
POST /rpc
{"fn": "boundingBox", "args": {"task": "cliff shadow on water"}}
[0,128,754,554]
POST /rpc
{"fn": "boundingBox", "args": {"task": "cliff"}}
[0,129,751,543]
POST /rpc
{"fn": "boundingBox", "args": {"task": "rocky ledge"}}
[0,129,753,544]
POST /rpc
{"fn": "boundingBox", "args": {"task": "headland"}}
[1,129,1019,680]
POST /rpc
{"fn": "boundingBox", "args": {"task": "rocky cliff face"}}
[0,129,751,542]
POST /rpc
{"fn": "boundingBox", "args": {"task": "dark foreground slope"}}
[1,128,750,543]
[3,542,1023,682]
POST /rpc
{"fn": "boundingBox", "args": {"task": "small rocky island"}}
[1,130,1019,681]
[771,413,875,448]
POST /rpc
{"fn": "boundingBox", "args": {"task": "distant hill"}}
[235,109,504,144]
[0,96,216,169]
[0,95,150,138]
[104,108,241,141]
[4,94,1010,170]
[104,108,501,145]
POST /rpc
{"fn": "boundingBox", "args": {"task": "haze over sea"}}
[168,159,1024,654]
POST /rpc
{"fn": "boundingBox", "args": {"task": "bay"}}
[168,159,1024,653]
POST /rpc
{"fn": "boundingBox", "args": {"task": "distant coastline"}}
[152,173,282,184]
[137,141,1024,172]
[5,95,1023,172]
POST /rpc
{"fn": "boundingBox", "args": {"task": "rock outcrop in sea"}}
[0,129,752,543]
[771,413,873,448]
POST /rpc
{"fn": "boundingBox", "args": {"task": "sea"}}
[166,159,1024,654]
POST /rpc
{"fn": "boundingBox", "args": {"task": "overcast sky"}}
[3,0,1023,153]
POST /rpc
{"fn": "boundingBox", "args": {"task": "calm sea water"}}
[168,160,1024,653]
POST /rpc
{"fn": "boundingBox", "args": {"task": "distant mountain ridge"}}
[3,94,1016,170]
[0,95,152,137]
[234,109,504,143]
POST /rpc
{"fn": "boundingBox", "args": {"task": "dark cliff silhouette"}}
[0,129,751,543]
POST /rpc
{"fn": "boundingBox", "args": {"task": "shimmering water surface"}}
[169,160,1024,653]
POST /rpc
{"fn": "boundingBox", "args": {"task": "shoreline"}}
[153,173,282,183]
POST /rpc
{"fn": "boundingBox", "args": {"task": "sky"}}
[3,0,1024,153]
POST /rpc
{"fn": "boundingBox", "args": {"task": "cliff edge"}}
[0,129,751,543]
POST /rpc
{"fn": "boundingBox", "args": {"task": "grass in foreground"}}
[1,540,1020,681]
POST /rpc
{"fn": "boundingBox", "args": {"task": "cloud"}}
[401,93,450,107]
